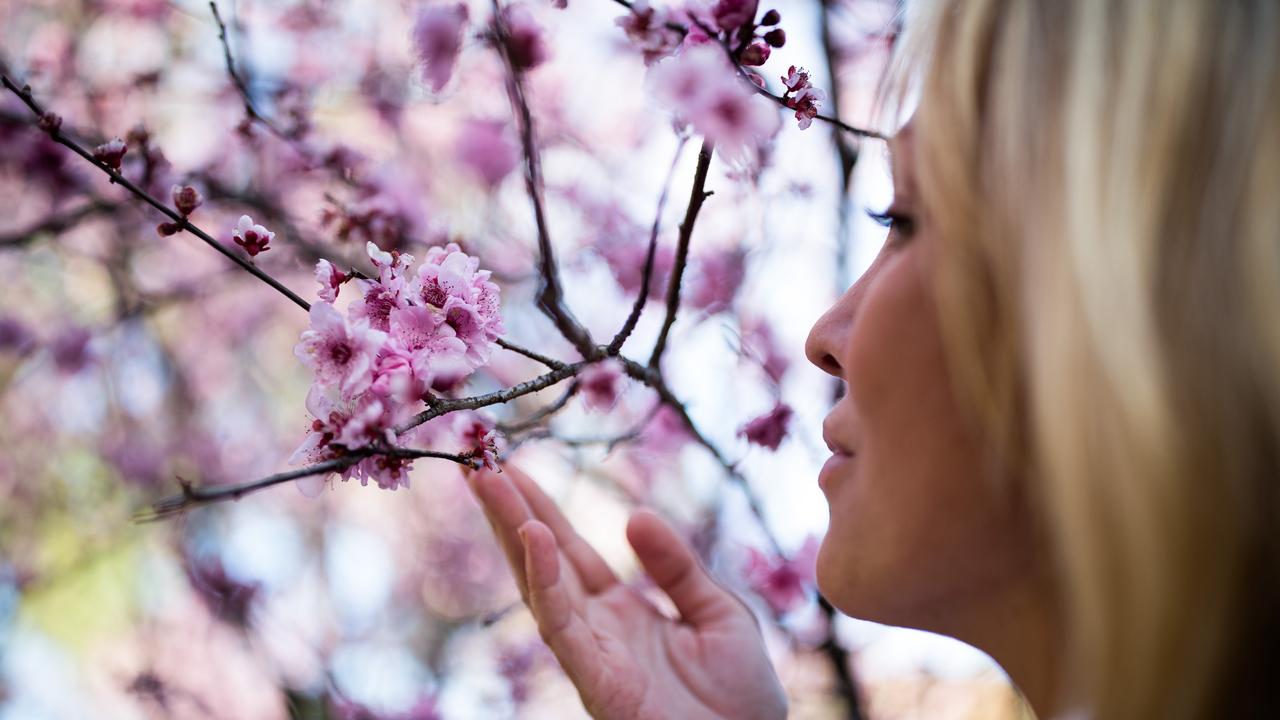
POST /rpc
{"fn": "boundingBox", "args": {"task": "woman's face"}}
[804,127,1035,633]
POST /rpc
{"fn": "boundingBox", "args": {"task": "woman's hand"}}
[468,466,787,720]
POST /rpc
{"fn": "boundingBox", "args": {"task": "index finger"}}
[503,464,619,594]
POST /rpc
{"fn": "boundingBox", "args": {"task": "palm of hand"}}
[470,466,787,720]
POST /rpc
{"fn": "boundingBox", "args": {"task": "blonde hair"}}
[889,1,1280,718]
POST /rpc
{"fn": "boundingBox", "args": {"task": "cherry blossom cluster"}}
[781,66,826,130]
[291,241,503,489]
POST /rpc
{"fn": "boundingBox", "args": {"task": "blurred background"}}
[0,0,1027,717]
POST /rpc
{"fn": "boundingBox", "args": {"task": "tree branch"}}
[648,139,714,368]
[0,199,116,249]
[495,337,567,371]
[0,73,312,312]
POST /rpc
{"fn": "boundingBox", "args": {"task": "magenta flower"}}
[738,402,792,450]
[93,137,127,170]
[743,536,819,615]
[501,4,549,71]
[780,66,826,130]
[350,242,413,331]
[294,301,386,400]
[171,184,203,216]
[231,215,273,256]
[688,247,746,312]
[412,3,469,92]
[711,0,758,33]
[388,305,468,371]
[580,359,625,410]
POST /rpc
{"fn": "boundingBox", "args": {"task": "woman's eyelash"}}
[865,208,915,236]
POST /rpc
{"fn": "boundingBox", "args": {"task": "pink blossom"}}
[580,359,625,410]
[314,259,347,303]
[648,45,778,153]
[50,325,93,373]
[501,4,549,71]
[780,66,825,130]
[290,389,411,490]
[743,536,819,615]
[455,413,501,470]
[388,305,468,373]
[456,120,520,187]
[738,402,792,450]
[93,138,127,170]
[0,316,37,357]
[711,0,758,33]
[412,3,469,92]
[741,317,789,383]
[688,247,746,312]
[349,243,413,331]
[294,301,386,399]
[616,0,684,65]
[321,196,409,248]
[231,215,273,256]
[171,184,202,216]
[412,243,504,368]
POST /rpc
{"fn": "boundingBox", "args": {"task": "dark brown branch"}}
[0,73,312,312]
[138,447,478,521]
[495,337,567,371]
[607,137,688,355]
[491,4,596,358]
[0,199,116,249]
[648,139,714,368]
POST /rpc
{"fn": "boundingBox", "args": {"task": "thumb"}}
[626,510,741,626]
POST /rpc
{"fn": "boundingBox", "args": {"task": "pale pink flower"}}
[231,215,273,256]
[412,243,504,368]
[738,402,792,450]
[350,243,413,331]
[616,0,684,65]
[648,45,778,153]
[314,259,347,303]
[455,413,501,470]
[294,301,386,399]
[456,120,520,187]
[412,3,469,92]
[743,536,819,615]
[388,305,468,370]
[741,317,789,383]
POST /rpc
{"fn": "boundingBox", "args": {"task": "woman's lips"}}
[818,450,855,492]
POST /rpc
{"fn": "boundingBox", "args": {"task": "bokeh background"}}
[1,0,1028,717]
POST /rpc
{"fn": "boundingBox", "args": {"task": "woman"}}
[469,0,1280,717]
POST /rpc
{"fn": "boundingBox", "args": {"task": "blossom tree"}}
[0,0,968,718]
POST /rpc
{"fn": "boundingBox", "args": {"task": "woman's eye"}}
[865,207,916,243]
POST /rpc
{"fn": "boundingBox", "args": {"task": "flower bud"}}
[760,9,780,25]
[171,185,203,217]
[156,222,182,237]
[763,28,786,47]
[93,138,127,171]
[740,39,771,66]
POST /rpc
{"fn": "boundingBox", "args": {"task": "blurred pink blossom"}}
[412,3,469,92]
[711,0,758,32]
[743,536,819,615]
[648,45,777,153]
[616,0,684,65]
[456,120,520,187]
[314,259,348,303]
[688,246,746,312]
[502,4,550,71]
[738,402,792,450]
[580,359,626,410]
[93,137,127,170]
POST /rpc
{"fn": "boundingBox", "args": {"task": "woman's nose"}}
[805,293,852,379]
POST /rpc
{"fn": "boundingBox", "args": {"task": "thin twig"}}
[396,360,589,434]
[138,447,478,521]
[497,381,580,435]
[648,139,714,368]
[0,73,312,312]
[209,1,296,141]
[606,136,687,355]
[496,337,567,371]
